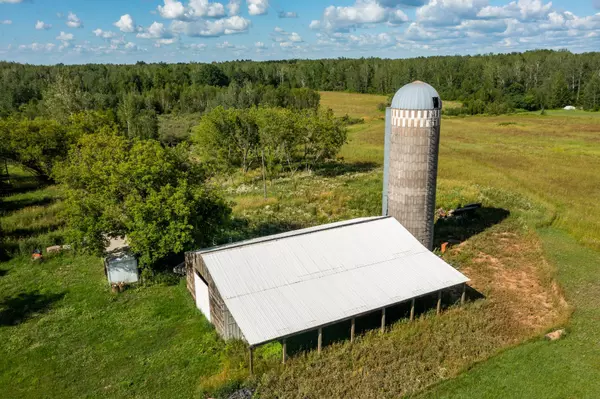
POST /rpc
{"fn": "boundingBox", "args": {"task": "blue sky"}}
[0,0,599,64]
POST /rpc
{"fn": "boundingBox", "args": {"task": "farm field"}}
[1,92,600,398]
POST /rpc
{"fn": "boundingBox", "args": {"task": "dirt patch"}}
[460,231,569,334]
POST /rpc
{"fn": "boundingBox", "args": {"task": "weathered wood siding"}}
[186,251,245,341]
[185,252,196,300]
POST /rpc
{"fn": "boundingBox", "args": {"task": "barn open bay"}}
[1,92,600,397]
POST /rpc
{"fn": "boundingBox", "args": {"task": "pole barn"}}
[186,217,469,353]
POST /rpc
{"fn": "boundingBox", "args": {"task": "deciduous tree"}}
[55,133,230,269]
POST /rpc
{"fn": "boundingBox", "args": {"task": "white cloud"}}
[35,21,52,30]
[457,19,508,33]
[186,43,207,50]
[404,22,443,41]
[477,0,552,21]
[382,0,427,5]
[155,38,178,47]
[1,20,12,25]
[114,14,136,33]
[0,0,24,3]
[289,32,303,42]
[189,0,226,17]
[278,11,298,18]
[317,30,398,51]
[19,43,56,52]
[56,31,74,41]
[517,0,553,20]
[66,12,83,28]
[216,41,235,49]
[228,0,241,15]
[388,9,409,24]
[93,29,117,39]
[248,0,269,16]
[417,0,487,26]
[158,0,187,19]
[215,41,246,51]
[271,27,304,45]
[170,15,251,36]
[137,22,172,39]
[310,0,408,32]
[255,41,266,48]
[157,0,226,20]
[125,42,139,50]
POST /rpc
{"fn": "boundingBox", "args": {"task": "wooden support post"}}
[381,307,386,333]
[437,291,442,315]
[249,347,254,375]
[410,298,415,321]
[350,318,356,343]
[282,339,287,364]
[461,283,466,305]
[317,327,323,354]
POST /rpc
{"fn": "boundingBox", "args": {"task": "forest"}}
[2,49,600,121]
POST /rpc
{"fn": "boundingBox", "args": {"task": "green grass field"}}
[2,94,600,398]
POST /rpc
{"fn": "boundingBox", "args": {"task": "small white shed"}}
[104,252,139,284]
[104,237,139,285]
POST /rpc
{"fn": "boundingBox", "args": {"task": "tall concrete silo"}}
[382,81,442,250]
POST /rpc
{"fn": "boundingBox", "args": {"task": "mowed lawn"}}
[1,93,600,398]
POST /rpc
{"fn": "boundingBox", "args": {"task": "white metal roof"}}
[197,216,469,346]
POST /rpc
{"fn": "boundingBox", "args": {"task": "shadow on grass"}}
[3,223,64,240]
[0,290,65,326]
[433,207,510,249]
[0,174,50,198]
[0,197,55,215]
[220,218,304,245]
[0,269,6,277]
[313,161,378,177]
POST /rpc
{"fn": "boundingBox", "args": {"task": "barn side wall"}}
[185,252,196,300]
[187,252,245,341]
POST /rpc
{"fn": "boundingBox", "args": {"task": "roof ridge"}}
[195,216,390,255]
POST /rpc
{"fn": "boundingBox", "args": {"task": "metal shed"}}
[186,216,469,350]
[104,252,139,284]
[104,237,138,285]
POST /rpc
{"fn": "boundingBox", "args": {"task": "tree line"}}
[2,50,600,117]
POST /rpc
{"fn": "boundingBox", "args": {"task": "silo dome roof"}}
[391,81,442,110]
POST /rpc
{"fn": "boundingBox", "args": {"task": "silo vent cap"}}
[391,81,442,110]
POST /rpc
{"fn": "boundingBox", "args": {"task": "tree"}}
[42,74,90,122]
[549,71,572,108]
[194,64,229,87]
[117,93,159,140]
[193,106,347,174]
[297,108,347,170]
[193,106,259,173]
[583,73,600,111]
[0,117,69,179]
[255,107,301,175]
[55,133,231,269]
